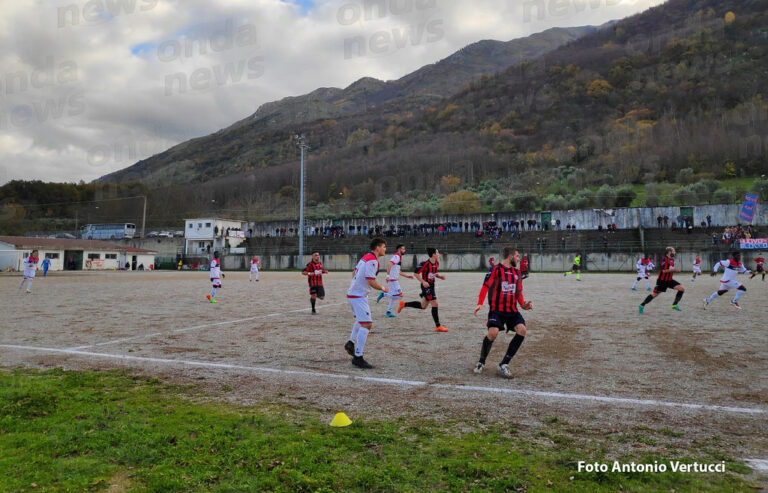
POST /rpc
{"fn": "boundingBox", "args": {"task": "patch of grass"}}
[0,369,756,492]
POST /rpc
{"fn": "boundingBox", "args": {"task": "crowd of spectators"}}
[257,219,584,239]
[716,225,756,247]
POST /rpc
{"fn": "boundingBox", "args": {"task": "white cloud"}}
[0,0,663,185]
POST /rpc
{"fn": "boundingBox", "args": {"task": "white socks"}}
[355,327,369,357]
[349,322,361,344]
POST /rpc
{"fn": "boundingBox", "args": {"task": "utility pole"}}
[141,195,147,239]
[295,135,309,263]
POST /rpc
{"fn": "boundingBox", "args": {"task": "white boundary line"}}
[1,344,765,416]
[66,301,349,351]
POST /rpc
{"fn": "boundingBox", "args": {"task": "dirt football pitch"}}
[2,270,766,481]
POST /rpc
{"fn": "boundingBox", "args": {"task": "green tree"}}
[542,194,568,210]
[508,191,540,212]
[595,184,617,208]
[615,185,637,207]
[645,183,660,207]
[713,189,735,203]
[751,177,768,201]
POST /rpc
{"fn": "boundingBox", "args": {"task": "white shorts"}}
[719,280,742,291]
[387,280,402,297]
[347,297,372,323]
[636,270,648,277]
[211,278,221,288]
[24,270,36,279]
[693,265,702,274]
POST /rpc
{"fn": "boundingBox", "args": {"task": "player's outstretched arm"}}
[437,274,446,280]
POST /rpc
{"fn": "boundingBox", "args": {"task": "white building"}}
[0,236,157,272]
[184,218,247,255]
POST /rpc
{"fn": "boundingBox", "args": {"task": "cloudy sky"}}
[0,0,664,185]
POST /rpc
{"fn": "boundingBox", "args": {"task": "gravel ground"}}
[2,269,766,479]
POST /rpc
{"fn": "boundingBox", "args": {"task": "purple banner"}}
[739,193,758,223]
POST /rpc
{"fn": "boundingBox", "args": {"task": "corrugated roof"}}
[0,236,156,254]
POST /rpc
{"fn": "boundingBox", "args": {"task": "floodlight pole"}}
[141,195,147,239]
[296,135,309,263]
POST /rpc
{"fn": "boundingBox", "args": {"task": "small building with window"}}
[0,236,156,271]
[184,218,247,255]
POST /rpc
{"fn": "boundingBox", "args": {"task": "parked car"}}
[173,231,184,237]
[158,231,173,238]
[55,233,76,239]
[147,231,160,238]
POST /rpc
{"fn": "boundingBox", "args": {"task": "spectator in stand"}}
[707,215,712,228]
[663,215,669,228]
[657,215,663,228]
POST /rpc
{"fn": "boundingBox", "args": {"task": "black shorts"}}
[309,286,325,297]
[756,265,765,273]
[571,264,581,271]
[653,279,680,293]
[521,270,529,278]
[487,311,525,332]
[420,284,436,301]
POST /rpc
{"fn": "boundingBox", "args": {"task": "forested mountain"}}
[97,26,596,187]
[4,0,768,230]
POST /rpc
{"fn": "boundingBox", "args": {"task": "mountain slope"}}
[98,26,596,185]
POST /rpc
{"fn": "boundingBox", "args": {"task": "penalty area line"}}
[66,301,349,351]
[1,344,766,416]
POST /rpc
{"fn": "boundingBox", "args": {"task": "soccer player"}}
[397,248,449,332]
[344,238,389,369]
[375,244,414,317]
[206,251,223,303]
[639,246,685,313]
[749,252,765,281]
[520,254,529,279]
[41,256,51,277]
[703,252,750,309]
[19,249,39,293]
[249,256,260,282]
[473,247,533,378]
[691,254,702,282]
[564,254,582,280]
[631,255,653,291]
[302,251,328,314]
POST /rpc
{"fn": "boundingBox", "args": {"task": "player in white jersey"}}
[206,251,224,303]
[249,256,260,282]
[344,238,389,369]
[631,255,653,291]
[691,255,702,282]
[375,244,414,317]
[19,249,40,293]
[703,252,750,309]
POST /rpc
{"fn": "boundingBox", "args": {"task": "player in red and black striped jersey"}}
[520,254,529,279]
[397,248,449,332]
[473,247,533,377]
[639,246,685,313]
[302,251,328,314]
[749,253,765,281]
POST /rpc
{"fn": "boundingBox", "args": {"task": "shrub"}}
[615,185,637,207]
